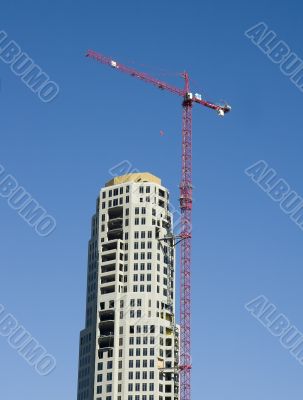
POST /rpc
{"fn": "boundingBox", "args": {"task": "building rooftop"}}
[105,172,161,187]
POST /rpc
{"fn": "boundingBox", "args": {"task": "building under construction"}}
[77,173,179,400]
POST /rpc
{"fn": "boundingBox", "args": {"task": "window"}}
[141,231,145,239]
[134,231,139,239]
[139,186,144,193]
[106,384,112,393]
[126,196,129,203]
[146,186,150,193]
[141,218,146,224]
[125,208,129,216]
[135,207,140,214]
[102,191,106,198]
[134,263,138,271]
[114,189,118,196]
[141,207,146,214]
[135,218,139,225]
[109,190,112,197]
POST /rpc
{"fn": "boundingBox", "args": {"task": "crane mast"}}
[86,49,231,400]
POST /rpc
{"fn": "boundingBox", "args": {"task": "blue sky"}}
[1,0,303,399]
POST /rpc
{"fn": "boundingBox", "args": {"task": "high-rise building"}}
[77,172,179,400]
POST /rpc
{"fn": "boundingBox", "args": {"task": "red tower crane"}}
[86,49,231,400]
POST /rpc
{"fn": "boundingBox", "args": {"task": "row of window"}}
[129,348,155,356]
[98,359,155,371]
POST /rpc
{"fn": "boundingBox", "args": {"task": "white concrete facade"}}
[77,173,179,400]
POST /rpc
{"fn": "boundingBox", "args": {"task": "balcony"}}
[102,240,118,252]
[108,218,123,230]
[99,320,114,336]
[101,284,115,295]
[108,206,123,220]
[99,309,115,322]
[101,274,116,285]
[108,228,123,241]
[101,251,116,263]
[98,333,114,349]
[101,263,115,273]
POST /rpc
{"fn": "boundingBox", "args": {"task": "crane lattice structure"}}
[86,49,231,400]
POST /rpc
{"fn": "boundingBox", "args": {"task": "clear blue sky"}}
[1,0,303,399]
